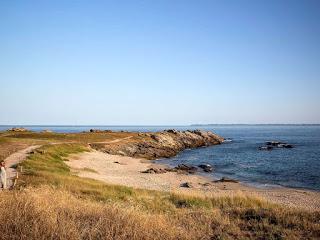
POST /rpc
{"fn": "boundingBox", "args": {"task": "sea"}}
[1,125,319,191]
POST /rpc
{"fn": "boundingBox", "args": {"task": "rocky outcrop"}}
[90,129,223,160]
[174,164,197,174]
[89,129,113,133]
[142,163,214,175]
[7,127,28,132]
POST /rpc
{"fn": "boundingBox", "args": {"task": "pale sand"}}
[66,150,320,212]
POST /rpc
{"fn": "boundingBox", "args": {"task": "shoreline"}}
[154,154,320,193]
[66,150,320,212]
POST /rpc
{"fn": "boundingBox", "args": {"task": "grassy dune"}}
[0,130,139,161]
[0,143,316,239]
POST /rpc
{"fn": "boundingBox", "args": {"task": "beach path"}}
[3,145,41,188]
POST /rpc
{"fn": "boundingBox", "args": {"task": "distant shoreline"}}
[1,124,320,128]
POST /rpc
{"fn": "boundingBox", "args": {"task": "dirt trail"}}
[3,145,41,188]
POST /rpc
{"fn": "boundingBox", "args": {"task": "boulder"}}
[264,141,294,149]
[266,141,283,146]
[175,164,197,174]
[180,182,193,188]
[277,143,293,148]
[198,164,213,172]
[165,129,179,134]
[141,168,167,174]
[214,177,238,183]
[90,129,100,133]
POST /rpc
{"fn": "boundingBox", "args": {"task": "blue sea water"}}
[1,125,320,191]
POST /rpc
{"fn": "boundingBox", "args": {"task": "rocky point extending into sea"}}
[90,129,224,160]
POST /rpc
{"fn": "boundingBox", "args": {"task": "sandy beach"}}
[66,150,320,212]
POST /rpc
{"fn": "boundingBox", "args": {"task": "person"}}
[0,161,7,189]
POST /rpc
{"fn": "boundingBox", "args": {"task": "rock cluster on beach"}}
[142,163,214,175]
[142,162,215,175]
[90,129,224,160]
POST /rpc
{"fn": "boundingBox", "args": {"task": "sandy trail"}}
[67,151,320,212]
[3,145,41,188]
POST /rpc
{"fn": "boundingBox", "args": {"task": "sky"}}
[0,0,319,125]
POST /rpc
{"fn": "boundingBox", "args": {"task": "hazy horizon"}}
[1,0,320,125]
[1,123,320,126]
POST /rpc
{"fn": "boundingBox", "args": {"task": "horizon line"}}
[1,123,320,127]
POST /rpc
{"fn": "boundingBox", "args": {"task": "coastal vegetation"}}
[0,130,319,239]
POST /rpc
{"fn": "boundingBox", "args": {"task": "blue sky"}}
[0,0,319,125]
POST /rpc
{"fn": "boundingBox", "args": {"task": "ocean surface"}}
[1,125,320,191]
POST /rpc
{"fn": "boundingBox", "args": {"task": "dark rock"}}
[277,143,293,148]
[175,164,197,174]
[150,134,161,142]
[164,168,177,172]
[165,129,179,134]
[180,182,193,188]
[266,141,283,146]
[214,177,238,183]
[198,164,213,172]
[141,168,167,174]
[265,141,294,149]
[113,161,127,165]
[90,129,112,133]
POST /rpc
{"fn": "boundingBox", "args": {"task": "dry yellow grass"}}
[0,132,319,239]
[0,186,319,240]
[0,187,186,240]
